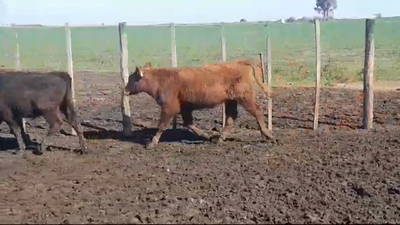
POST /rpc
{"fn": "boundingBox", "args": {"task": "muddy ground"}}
[1,71,400,224]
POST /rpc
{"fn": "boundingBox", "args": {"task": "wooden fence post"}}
[220,25,227,62]
[11,26,21,70]
[220,25,227,128]
[266,37,272,130]
[362,19,375,130]
[170,23,178,130]
[3,27,9,66]
[11,25,25,132]
[65,23,77,136]
[118,22,132,136]
[313,19,321,130]
[259,53,266,83]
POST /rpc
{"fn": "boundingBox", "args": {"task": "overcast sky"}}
[0,0,397,25]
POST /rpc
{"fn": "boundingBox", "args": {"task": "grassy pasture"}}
[0,18,399,86]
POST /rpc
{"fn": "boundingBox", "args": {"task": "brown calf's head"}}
[124,66,146,96]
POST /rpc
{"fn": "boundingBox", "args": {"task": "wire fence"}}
[1,19,399,86]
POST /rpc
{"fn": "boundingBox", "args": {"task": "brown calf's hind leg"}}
[37,109,64,155]
[217,100,238,143]
[239,98,276,143]
[181,110,210,140]
[146,105,180,150]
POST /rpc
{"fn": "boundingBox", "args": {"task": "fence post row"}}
[4,20,377,135]
[118,22,132,136]
[220,25,227,128]
[170,23,178,130]
[313,19,321,130]
[65,23,77,136]
[362,19,375,130]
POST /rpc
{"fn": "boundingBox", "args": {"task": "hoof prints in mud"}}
[1,71,400,223]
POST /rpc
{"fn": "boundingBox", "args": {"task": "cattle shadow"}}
[0,136,39,152]
[82,123,210,146]
[0,137,88,155]
[0,133,83,155]
[81,122,280,147]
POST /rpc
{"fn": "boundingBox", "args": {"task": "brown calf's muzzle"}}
[123,85,131,96]
[124,81,141,95]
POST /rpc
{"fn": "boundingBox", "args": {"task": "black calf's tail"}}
[57,72,77,122]
[57,71,87,153]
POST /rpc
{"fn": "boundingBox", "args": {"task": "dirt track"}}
[1,71,400,224]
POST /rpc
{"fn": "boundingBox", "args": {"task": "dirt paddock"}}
[1,71,400,224]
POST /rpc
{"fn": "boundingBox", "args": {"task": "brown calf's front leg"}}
[146,105,180,150]
[181,110,211,141]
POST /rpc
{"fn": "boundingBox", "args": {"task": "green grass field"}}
[0,18,399,86]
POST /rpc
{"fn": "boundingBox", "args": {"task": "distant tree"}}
[314,0,338,20]
[240,18,247,23]
[285,17,296,23]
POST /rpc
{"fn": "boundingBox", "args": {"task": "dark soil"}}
[1,71,400,224]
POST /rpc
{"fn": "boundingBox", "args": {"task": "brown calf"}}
[124,64,276,149]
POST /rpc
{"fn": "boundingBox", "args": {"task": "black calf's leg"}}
[37,109,63,155]
[62,104,88,154]
[15,117,34,146]
[6,120,26,155]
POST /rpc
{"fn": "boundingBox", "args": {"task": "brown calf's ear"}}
[143,62,152,68]
[134,66,144,77]
[134,66,140,74]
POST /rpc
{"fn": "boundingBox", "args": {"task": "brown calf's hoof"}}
[145,141,157,150]
[210,135,225,144]
[266,134,277,143]
[270,137,280,145]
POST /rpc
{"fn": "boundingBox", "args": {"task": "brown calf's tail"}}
[245,61,271,99]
